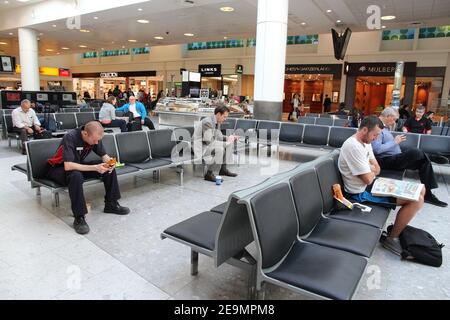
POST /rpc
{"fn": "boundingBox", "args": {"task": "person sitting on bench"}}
[99,96,127,132]
[116,96,155,130]
[12,99,45,155]
[193,105,239,182]
[46,121,130,235]
[372,107,447,207]
[339,115,424,256]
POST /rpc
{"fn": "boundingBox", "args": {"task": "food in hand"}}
[103,157,117,168]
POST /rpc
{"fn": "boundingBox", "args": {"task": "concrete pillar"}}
[441,53,450,109]
[18,28,40,91]
[345,76,356,107]
[253,0,289,120]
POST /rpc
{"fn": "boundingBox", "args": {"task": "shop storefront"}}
[341,62,442,115]
[284,64,343,114]
[198,64,242,100]
[72,70,160,100]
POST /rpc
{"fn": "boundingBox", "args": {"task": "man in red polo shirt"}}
[46,121,130,234]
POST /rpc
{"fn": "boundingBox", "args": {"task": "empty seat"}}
[62,107,80,113]
[302,125,330,146]
[163,211,221,251]
[419,135,450,155]
[315,159,389,229]
[80,107,95,113]
[116,131,171,170]
[333,118,350,127]
[76,112,96,126]
[315,118,333,126]
[391,132,420,150]
[256,120,281,141]
[289,169,380,257]
[328,127,357,148]
[320,114,332,118]
[55,113,77,130]
[235,119,257,132]
[297,117,316,125]
[431,126,443,135]
[148,129,176,161]
[249,183,367,300]
[279,123,304,144]
[305,113,318,117]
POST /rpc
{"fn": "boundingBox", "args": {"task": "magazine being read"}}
[371,178,424,202]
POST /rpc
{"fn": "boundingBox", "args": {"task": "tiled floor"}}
[0,124,449,300]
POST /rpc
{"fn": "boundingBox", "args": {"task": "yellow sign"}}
[15,64,60,76]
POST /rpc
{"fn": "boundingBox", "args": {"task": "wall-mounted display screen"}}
[6,92,20,101]
[37,93,49,101]
[0,56,13,72]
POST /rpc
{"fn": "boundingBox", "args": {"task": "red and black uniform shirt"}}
[403,117,432,134]
[48,127,106,167]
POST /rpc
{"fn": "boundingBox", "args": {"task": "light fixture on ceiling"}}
[145,43,149,46]
[52,24,56,28]
[94,16,98,20]
[61,47,69,50]
[326,9,332,13]
[137,19,149,24]
[154,36,164,40]
[220,6,234,12]
[381,15,396,20]
[128,39,137,42]
[0,42,7,45]
[382,25,386,29]
[80,29,90,33]
[17,0,30,2]
[8,32,13,35]
[46,49,54,52]
[57,52,60,55]
[184,33,194,37]
[138,8,143,11]
[223,36,227,39]
[336,20,342,23]
[301,22,306,26]
[78,45,87,48]
[122,46,125,48]
[4,1,9,4]
[101,48,104,50]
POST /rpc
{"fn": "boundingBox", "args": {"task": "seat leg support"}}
[191,250,199,276]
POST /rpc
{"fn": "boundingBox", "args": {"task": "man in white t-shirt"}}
[338,116,425,256]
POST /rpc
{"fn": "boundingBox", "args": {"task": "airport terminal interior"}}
[0,0,450,300]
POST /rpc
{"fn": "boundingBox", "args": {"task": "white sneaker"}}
[381,236,402,256]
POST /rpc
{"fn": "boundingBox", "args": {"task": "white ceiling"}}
[0,0,449,57]
[0,0,45,11]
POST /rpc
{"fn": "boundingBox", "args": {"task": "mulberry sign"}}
[344,62,417,76]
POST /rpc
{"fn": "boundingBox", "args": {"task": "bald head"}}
[82,121,104,145]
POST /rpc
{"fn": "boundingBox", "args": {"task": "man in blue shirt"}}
[116,96,155,130]
[372,107,447,207]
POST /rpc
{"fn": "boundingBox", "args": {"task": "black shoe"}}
[204,171,217,183]
[219,169,238,177]
[104,201,130,215]
[425,193,448,207]
[73,216,90,234]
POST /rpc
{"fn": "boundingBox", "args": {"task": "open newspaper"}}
[372,178,424,202]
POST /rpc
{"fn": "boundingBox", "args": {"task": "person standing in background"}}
[323,94,332,113]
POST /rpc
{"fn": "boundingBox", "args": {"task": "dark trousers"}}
[46,165,121,217]
[13,127,35,150]
[140,117,155,130]
[377,148,438,193]
[103,119,127,132]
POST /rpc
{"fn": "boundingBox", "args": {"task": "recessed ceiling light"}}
[336,20,342,23]
[93,16,98,20]
[8,32,13,35]
[80,29,90,33]
[154,36,164,40]
[301,22,306,25]
[101,48,104,50]
[223,36,227,39]
[52,24,56,28]
[4,1,9,4]
[61,47,69,50]
[138,8,143,11]
[145,43,149,46]
[39,32,43,36]
[184,33,194,37]
[382,25,386,29]
[128,39,137,42]
[220,6,234,12]
[46,49,54,52]
[326,9,332,13]
[381,15,396,20]
[122,46,125,48]
[0,42,7,45]
[137,19,149,24]
[78,45,87,48]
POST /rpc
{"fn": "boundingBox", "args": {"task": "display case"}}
[155,97,246,127]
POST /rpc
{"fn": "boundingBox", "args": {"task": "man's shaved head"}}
[84,121,104,135]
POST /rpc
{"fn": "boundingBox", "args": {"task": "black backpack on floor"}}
[386,225,444,267]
